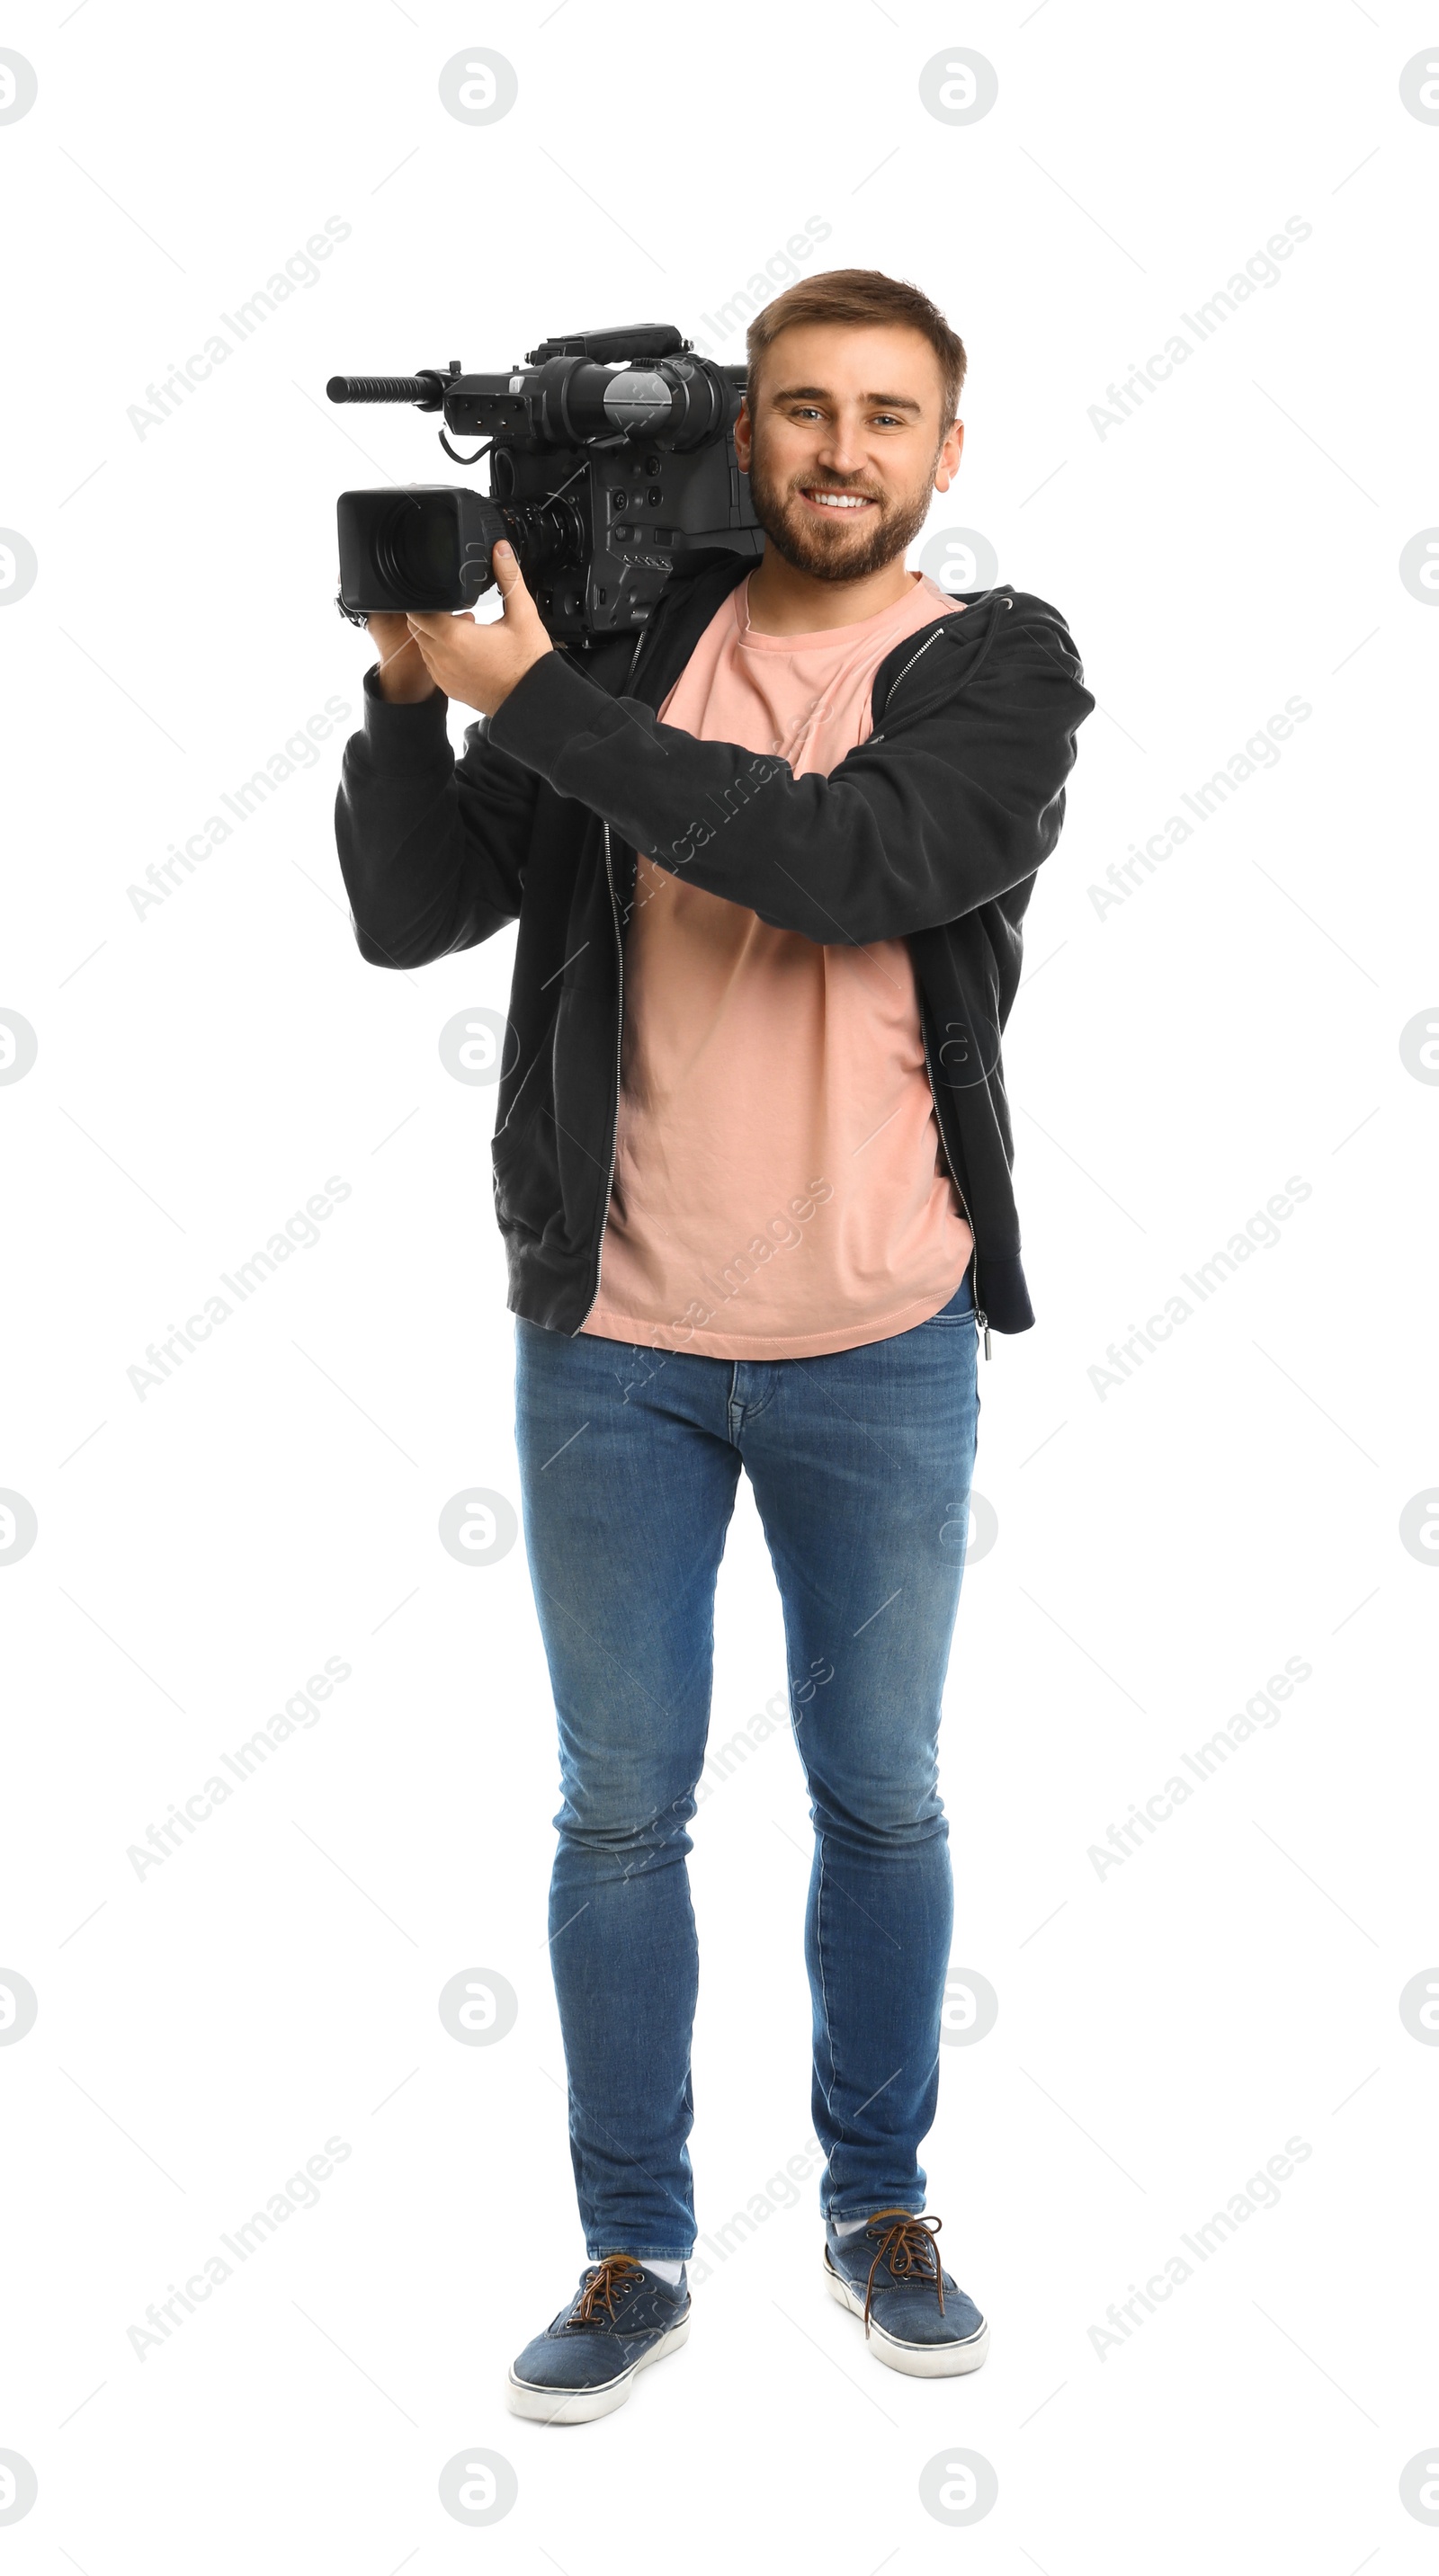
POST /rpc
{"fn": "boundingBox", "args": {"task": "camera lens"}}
[374,494,457,606]
[511,495,585,582]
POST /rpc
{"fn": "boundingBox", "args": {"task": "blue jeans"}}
[513,1272,981,2260]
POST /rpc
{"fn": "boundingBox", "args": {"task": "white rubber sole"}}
[823,2255,990,2378]
[505,2315,691,2424]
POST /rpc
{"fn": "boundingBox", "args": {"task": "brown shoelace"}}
[858,2209,946,2335]
[568,2253,648,2327]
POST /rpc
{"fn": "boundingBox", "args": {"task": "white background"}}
[3,2,1437,2567]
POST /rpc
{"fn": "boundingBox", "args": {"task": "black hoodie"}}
[334,548,1095,1339]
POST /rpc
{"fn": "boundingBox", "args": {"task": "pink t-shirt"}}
[580,569,974,1359]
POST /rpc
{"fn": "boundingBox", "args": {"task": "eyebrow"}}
[766,385,925,414]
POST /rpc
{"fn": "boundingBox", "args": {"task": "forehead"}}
[755,318,945,408]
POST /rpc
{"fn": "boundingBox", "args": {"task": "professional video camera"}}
[329,324,761,650]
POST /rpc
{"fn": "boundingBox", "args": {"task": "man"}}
[335,268,1094,2424]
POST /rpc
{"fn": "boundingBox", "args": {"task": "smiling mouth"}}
[797,486,880,516]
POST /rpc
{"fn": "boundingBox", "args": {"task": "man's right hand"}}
[367,612,438,705]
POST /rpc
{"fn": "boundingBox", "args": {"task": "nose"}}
[811,414,869,478]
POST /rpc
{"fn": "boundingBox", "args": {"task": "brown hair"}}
[745,267,967,428]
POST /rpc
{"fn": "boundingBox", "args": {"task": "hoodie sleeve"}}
[334,664,540,969]
[484,600,1095,947]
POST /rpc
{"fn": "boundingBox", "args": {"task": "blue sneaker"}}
[506,2254,691,2424]
[824,2209,989,2378]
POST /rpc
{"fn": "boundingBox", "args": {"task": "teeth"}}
[809,492,871,509]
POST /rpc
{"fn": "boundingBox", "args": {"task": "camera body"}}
[332,324,762,647]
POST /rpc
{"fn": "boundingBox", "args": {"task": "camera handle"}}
[439,431,491,467]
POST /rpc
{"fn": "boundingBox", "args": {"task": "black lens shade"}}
[336,486,508,615]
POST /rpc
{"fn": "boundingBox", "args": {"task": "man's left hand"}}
[405,541,553,716]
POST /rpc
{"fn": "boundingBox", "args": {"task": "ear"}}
[733,395,753,473]
[934,416,965,494]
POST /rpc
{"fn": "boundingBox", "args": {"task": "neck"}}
[742,543,919,637]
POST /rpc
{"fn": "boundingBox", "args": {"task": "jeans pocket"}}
[920,1274,976,1327]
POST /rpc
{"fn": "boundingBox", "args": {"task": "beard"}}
[744,441,941,584]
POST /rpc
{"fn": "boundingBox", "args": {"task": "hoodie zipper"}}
[898,602,1007,1357]
[923,1022,991,1361]
[868,626,944,746]
[871,592,1012,744]
[577,817,628,1333]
